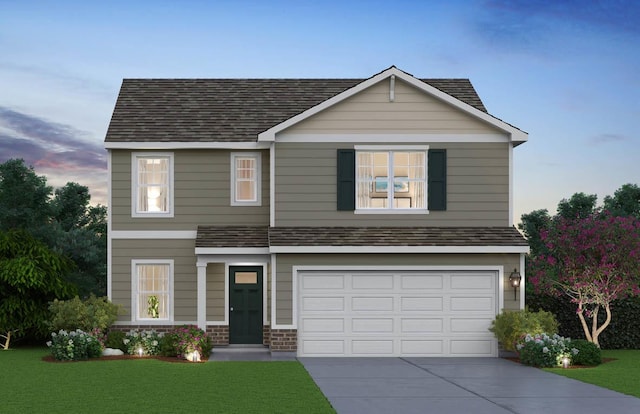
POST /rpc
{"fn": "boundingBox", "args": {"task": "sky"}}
[1,0,638,224]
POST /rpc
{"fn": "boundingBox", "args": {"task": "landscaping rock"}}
[102,348,124,356]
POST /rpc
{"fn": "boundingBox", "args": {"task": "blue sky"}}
[1,0,638,223]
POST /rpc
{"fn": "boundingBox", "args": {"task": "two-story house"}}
[104,66,528,357]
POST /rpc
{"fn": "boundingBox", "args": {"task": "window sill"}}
[132,319,172,324]
[354,209,430,215]
[131,212,174,218]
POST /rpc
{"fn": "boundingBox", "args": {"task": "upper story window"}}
[355,146,427,212]
[132,260,173,321]
[132,153,174,217]
[231,152,261,206]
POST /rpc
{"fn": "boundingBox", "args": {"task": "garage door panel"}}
[451,273,494,290]
[450,339,494,356]
[401,318,444,333]
[352,318,394,333]
[303,340,345,355]
[303,297,345,311]
[302,274,344,289]
[450,296,494,311]
[302,318,345,333]
[401,296,443,311]
[401,340,444,355]
[298,270,498,357]
[352,340,394,355]
[400,274,444,289]
[450,318,493,333]
[352,273,394,289]
[352,296,394,311]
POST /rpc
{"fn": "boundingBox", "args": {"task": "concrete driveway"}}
[300,357,640,414]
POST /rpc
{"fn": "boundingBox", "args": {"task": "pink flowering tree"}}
[530,211,640,347]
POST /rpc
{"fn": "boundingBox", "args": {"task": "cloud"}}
[588,133,632,145]
[0,107,107,204]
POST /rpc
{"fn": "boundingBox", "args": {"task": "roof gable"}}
[258,67,526,144]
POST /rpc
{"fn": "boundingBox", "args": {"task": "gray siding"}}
[111,149,269,231]
[206,263,225,321]
[274,142,509,227]
[284,79,498,134]
[111,239,198,322]
[275,253,522,325]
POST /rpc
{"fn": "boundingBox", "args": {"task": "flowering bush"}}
[47,329,103,361]
[123,329,163,356]
[516,333,578,368]
[161,325,212,360]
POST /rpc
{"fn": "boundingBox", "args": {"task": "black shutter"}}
[337,149,355,211]
[428,149,447,211]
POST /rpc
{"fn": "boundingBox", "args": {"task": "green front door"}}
[229,266,263,344]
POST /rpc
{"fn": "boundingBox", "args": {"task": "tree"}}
[529,212,640,347]
[603,183,640,219]
[556,192,597,220]
[46,182,108,296]
[518,209,551,258]
[0,160,107,297]
[0,159,52,231]
[0,229,77,349]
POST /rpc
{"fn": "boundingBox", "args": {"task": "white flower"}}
[46,341,52,347]
[516,344,523,350]
[152,340,158,346]
[123,339,130,345]
[542,347,549,353]
[51,332,57,338]
[572,348,579,355]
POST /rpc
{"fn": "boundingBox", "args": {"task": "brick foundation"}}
[269,329,297,352]
[263,325,271,346]
[206,325,229,346]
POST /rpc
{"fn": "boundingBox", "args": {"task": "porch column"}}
[197,263,207,331]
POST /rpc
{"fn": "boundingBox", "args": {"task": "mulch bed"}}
[42,354,204,363]
[503,356,616,368]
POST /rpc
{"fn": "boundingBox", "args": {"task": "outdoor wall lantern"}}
[137,347,144,357]
[509,269,522,301]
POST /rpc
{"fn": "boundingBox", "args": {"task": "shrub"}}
[516,333,576,368]
[104,330,127,352]
[570,339,602,366]
[489,309,559,351]
[123,330,163,356]
[47,329,102,361]
[162,325,213,360]
[48,295,123,332]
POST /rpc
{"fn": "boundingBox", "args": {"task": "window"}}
[337,148,446,212]
[355,148,427,211]
[132,153,173,217]
[231,152,261,206]
[132,260,173,321]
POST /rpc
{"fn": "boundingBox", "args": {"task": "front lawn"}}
[545,350,640,398]
[0,348,335,413]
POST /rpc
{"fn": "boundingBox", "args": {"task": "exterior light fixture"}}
[509,269,522,301]
[562,356,570,369]
[137,347,144,357]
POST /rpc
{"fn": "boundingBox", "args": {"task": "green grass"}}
[545,350,640,398]
[0,348,335,414]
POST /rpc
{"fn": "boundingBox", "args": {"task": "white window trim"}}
[354,145,428,214]
[131,259,174,322]
[131,152,174,218]
[230,152,262,206]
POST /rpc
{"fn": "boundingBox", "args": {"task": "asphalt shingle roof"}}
[268,226,528,247]
[196,225,269,248]
[104,78,487,143]
[195,226,527,248]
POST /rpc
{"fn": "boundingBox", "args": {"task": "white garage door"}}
[298,269,498,357]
